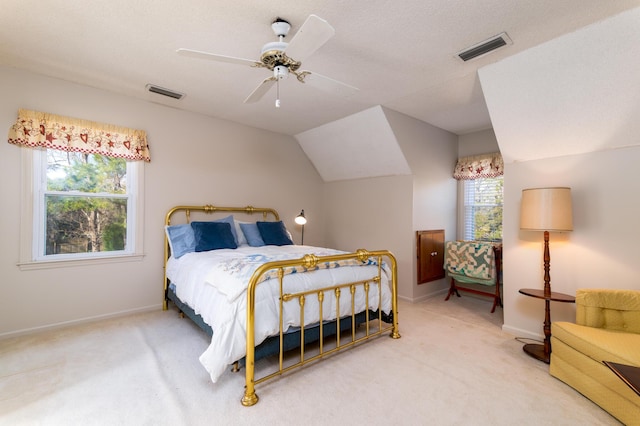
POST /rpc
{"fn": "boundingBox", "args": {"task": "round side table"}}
[518,288,575,364]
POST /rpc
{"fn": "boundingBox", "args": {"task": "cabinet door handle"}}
[431,251,438,256]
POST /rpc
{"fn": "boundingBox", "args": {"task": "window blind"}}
[462,176,503,241]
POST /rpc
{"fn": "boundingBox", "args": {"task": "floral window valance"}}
[453,152,503,180]
[7,109,150,162]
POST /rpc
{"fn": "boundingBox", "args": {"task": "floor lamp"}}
[295,210,307,245]
[519,187,574,363]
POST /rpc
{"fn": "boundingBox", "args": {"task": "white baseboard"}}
[399,287,448,304]
[502,324,543,341]
[0,304,163,340]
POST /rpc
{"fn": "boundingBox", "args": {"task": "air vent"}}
[145,84,184,100]
[457,32,512,62]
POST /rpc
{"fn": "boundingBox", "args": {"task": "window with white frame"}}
[33,149,139,260]
[461,176,503,241]
[453,152,504,242]
[8,109,149,267]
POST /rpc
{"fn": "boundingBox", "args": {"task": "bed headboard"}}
[163,204,280,308]
[165,204,280,226]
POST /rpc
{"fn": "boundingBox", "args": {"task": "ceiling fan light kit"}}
[273,65,288,80]
[177,14,358,107]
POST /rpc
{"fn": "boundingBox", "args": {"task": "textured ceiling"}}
[1,1,638,136]
[480,7,640,164]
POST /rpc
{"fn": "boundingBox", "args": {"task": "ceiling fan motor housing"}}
[260,41,301,72]
[261,18,300,73]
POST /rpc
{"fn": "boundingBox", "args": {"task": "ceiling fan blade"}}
[284,15,335,62]
[244,77,277,103]
[301,71,359,98]
[176,48,261,67]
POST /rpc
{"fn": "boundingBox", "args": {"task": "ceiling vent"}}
[145,84,184,100]
[457,32,512,62]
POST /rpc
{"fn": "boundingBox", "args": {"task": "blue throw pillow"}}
[191,221,238,251]
[239,222,265,247]
[214,215,239,245]
[165,224,196,258]
[256,221,293,246]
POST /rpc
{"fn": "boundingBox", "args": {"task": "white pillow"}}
[234,220,249,246]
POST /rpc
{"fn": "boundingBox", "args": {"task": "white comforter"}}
[166,245,392,383]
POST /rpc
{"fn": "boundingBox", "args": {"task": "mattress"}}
[166,244,392,382]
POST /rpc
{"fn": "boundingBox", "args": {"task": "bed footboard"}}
[241,249,400,406]
[162,204,400,405]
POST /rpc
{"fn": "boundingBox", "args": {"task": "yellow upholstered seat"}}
[577,289,640,332]
[550,289,640,425]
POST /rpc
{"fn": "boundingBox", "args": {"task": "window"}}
[460,176,503,241]
[453,152,504,242]
[33,149,139,260]
[9,109,149,269]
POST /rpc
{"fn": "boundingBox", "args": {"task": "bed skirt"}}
[166,284,392,367]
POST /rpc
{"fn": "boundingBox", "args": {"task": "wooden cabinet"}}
[416,230,445,284]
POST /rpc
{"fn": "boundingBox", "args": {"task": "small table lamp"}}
[295,209,307,245]
[519,187,574,363]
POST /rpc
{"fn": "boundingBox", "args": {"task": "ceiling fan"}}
[177,15,358,107]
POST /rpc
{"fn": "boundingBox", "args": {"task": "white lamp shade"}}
[520,187,573,232]
[295,210,307,225]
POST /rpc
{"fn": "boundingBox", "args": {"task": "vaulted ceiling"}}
[2,1,637,138]
[479,7,640,164]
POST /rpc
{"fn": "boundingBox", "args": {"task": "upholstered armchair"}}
[550,289,640,425]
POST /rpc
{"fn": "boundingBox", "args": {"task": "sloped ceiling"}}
[307,6,640,183]
[295,106,411,182]
[1,1,638,136]
[479,7,640,164]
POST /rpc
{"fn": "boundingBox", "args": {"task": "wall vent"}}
[457,32,512,62]
[145,84,184,100]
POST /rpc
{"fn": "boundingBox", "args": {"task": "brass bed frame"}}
[163,205,400,406]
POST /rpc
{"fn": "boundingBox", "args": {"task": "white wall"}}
[322,109,458,302]
[323,175,414,299]
[383,108,459,300]
[502,147,640,340]
[458,128,499,157]
[458,128,640,342]
[0,65,463,336]
[478,7,640,339]
[0,66,325,337]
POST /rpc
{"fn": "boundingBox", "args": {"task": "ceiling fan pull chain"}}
[276,78,281,108]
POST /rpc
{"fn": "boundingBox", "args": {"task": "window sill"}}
[17,253,145,271]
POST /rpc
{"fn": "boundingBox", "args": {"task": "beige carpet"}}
[0,294,620,425]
